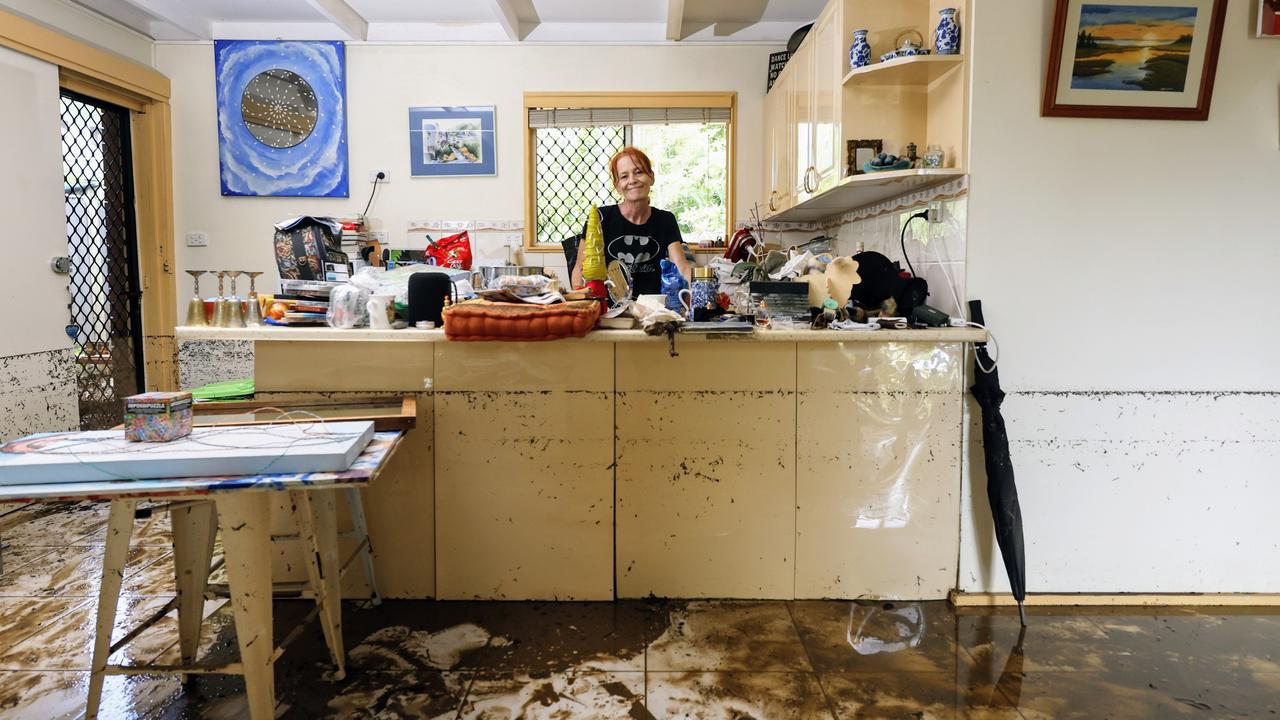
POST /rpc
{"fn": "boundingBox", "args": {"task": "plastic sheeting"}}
[799,342,963,532]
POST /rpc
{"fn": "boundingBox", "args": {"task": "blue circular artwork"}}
[215,40,349,197]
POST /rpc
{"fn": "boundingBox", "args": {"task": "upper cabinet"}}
[810,3,842,196]
[762,0,970,223]
[763,69,792,215]
[788,37,813,203]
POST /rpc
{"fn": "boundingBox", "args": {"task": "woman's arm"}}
[571,212,590,289]
[571,243,585,289]
[667,242,692,286]
[663,212,691,285]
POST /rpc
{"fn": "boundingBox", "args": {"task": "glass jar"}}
[923,144,945,169]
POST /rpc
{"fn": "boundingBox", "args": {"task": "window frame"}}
[522,91,737,254]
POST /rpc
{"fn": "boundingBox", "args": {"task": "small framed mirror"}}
[847,138,884,176]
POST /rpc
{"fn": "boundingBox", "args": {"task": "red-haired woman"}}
[571,146,692,296]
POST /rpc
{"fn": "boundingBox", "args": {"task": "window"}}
[523,92,736,253]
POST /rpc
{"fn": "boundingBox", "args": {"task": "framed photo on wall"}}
[1259,0,1280,37]
[1042,0,1227,120]
[409,106,496,177]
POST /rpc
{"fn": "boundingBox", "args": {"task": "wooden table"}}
[0,430,403,720]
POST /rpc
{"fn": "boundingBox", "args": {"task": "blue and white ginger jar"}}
[935,8,960,55]
[849,29,871,69]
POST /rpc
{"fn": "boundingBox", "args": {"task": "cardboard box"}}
[124,391,193,442]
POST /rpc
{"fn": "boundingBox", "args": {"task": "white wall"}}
[960,0,1280,593]
[0,46,78,439]
[0,0,154,66]
[155,42,771,312]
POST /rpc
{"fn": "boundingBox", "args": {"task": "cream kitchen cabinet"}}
[762,0,971,223]
[763,68,792,215]
[763,0,844,214]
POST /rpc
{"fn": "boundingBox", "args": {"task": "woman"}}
[572,146,691,296]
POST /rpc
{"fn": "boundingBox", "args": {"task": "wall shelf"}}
[842,55,964,87]
[766,168,965,222]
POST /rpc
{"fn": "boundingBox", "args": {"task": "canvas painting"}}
[409,107,497,177]
[215,40,349,197]
[1043,0,1226,120]
[1069,5,1197,92]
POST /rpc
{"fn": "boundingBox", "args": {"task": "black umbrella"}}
[968,300,1027,626]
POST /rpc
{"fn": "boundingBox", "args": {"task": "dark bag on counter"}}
[408,272,458,325]
[273,216,348,281]
[849,251,928,316]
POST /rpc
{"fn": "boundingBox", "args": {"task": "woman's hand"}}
[571,246,586,289]
[668,242,693,287]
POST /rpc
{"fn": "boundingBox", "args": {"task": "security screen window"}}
[527,96,734,250]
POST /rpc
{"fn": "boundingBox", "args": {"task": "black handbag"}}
[407,272,457,325]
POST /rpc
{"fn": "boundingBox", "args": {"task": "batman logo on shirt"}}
[607,235,661,266]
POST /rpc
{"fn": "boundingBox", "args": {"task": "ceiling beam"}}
[666,0,686,41]
[116,0,210,39]
[486,0,523,41]
[302,0,369,41]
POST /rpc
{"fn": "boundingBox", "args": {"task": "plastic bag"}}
[494,274,553,297]
[326,284,369,328]
[424,230,473,270]
[350,266,382,293]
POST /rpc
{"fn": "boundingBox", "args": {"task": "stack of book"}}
[336,216,371,271]
[263,280,339,326]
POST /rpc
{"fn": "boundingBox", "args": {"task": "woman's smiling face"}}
[614,155,653,202]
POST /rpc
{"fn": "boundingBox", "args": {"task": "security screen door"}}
[60,90,145,430]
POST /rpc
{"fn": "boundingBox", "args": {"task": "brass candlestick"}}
[184,270,208,326]
[212,271,229,327]
[225,270,245,327]
[244,271,264,325]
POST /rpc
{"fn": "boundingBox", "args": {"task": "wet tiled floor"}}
[0,502,1278,718]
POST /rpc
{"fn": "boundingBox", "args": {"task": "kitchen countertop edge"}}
[174,325,988,343]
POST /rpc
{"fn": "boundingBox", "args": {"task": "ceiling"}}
[67,0,826,43]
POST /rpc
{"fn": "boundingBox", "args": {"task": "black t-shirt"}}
[592,204,683,298]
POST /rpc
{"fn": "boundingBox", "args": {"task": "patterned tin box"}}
[124,391,194,442]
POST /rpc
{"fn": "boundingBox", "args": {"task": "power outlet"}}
[370,230,389,244]
[927,201,945,224]
[185,232,208,247]
[369,170,390,183]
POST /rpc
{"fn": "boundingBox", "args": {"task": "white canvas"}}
[0,421,374,485]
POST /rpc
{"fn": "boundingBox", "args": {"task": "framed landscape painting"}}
[1043,0,1227,120]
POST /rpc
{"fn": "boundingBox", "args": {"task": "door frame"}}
[0,9,178,391]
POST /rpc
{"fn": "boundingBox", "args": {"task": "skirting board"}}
[950,590,1280,608]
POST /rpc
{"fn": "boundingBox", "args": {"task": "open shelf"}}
[842,54,964,86]
[767,168,965,222]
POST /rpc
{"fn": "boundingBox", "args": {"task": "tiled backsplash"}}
[773,195,968,318]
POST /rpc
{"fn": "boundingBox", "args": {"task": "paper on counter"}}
[830,320,880,331]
